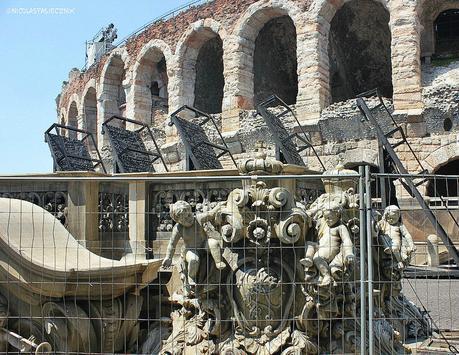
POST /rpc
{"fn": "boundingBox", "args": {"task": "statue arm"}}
[339,225,354,258]
[164,225,181,260]
[196,202,224,224]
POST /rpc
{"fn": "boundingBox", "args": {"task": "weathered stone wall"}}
[56,0,459,176]
[57,0,432,129]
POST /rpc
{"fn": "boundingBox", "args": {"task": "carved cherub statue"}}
[378,205,416,269]
[303,202,355,286]
[162,201,225,287]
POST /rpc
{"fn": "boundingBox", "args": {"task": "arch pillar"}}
[221,33,253,133]
[295,14,331,122]
[389,0,424,114]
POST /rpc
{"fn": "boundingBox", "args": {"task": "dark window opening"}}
[194,37,224,114]
[253,16,298,106]
[444,117,453,131]
[150,81,160,97]
[328,0,392,103]
[435,9,459,58]
[427,159,459,198]
[151,56,168,102]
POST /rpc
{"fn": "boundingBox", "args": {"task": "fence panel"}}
[0,170,456,353]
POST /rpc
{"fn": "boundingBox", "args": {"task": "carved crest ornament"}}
[156,147,430,354]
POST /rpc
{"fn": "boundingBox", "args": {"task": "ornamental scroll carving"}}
[149,147,430,354]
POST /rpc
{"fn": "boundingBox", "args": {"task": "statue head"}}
[384,205,400,225]
[323,202,342,227]
[170,201,194,227]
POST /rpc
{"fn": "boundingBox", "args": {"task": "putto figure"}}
[378,205,416,269]
[162,201,225,287]
[304,202,355,286]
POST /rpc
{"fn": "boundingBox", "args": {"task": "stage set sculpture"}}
[0,145,430,353]
[0,197,163,353]
[152,147,430,354]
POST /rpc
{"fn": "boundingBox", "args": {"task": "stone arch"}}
[229,1,303,109]
[341,148,379,168]
[130,39,173,126]
[313,0,390,29]
[175,19,226,113]
[82,80,98,151]
[426,156,459,197]
[423,141,459,173]
[420,1,459,60]
[99,49,130,136]
[323,0,393,103]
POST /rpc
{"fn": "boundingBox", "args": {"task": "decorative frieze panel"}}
[0,191,67,226]
[99,192,129,233]
[151,185,236,234]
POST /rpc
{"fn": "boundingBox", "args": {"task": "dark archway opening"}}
[149,56,169,121]
[434,9,459,58]
[83,87,98,151]
[68,102,78,140]
[427,159,459,198]
[253,16,298,106]
[328,0,393,103]
[194,37,224,114]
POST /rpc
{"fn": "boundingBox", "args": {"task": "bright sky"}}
[0,0,189,174]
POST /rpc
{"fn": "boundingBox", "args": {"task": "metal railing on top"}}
[113,0,213,48]
[82,0,213,71]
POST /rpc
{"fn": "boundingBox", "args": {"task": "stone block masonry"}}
[56,0,459,177]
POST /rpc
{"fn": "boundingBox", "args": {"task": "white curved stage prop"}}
[0,197,161,302]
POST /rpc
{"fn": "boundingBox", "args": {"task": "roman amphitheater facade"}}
[56,0,459,181]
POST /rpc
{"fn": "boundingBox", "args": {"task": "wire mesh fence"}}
[0,169,456,353]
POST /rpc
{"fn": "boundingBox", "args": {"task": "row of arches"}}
[60,0,459,145]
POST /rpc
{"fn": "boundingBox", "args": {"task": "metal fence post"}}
[365,165,374,355]
[359,166,367,354]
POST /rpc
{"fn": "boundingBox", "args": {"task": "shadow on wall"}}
[254,15,298,106]
[328,0,393,103]
[194,36,224,114]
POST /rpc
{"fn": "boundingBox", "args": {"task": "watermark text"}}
[6,7,76,15]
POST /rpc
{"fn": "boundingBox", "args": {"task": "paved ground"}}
[402,278,459,330]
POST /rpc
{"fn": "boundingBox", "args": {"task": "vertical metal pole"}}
[359,166,367,354]
[365,165,374,355]
[378,142,387,208]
